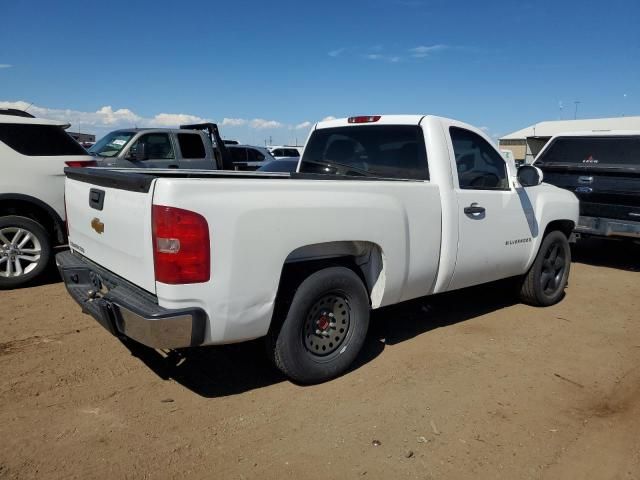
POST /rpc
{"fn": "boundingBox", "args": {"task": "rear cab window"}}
[0,124,87,156]
[177,133,206,159]
[536,136,640,167]
[300,125,429,180]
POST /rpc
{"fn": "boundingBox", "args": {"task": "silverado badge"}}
[91,217,105,234]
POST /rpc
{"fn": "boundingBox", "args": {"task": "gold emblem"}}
[91,218,105,234]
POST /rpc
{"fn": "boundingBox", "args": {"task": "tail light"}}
[65,160,98,167]
[348,115,381,124]
[152,205,210,284]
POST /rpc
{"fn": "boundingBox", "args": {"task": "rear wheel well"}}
[544,220,575,239]
[0,198,65,245]
[269,242,386,335]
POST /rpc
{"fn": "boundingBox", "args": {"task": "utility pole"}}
[574,101,581,119]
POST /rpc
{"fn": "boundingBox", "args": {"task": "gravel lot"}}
[1,239,639,479]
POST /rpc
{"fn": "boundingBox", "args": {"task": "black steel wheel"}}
[519,231,571,306]
[268,266,370,384]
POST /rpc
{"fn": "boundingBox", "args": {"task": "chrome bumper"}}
[576,216,640,239]
[56,250,206,349]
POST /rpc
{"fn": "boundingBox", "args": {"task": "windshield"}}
[300,125,428,180]
[536,136,640,167]
[89,131,136,157]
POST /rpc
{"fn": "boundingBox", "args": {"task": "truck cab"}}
[90,128,217,169]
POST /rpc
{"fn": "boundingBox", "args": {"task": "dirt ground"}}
[1,238,639,480]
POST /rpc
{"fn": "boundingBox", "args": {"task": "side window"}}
[0,124,87,156]
[230,148,247,163]
[271,148,284,156]
[177,133,205,158]
[132,133,175,160]
[285,148,300,157]
[450,127,509,190]
[248,148,265,162]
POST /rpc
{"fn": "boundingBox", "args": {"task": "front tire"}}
[268,267,370,384]
[519,231,571,306]
[0,216,51,289]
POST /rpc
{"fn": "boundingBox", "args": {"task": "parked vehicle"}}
[268,146,303,160]
[227,144,276,170]
[0,110,95,288]
[57,114,578,383]
[534,131,640,241]
[257,158,299,173]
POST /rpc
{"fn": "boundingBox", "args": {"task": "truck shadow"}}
[572,237,639,272]
[121,280,518,398]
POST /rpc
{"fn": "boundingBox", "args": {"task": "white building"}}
[499,116,640,164]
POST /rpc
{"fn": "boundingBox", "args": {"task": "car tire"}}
[0,216,52,289]
[268,267,370,384]
[519,231,571,306]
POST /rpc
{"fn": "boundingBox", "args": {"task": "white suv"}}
[0,109,95,288]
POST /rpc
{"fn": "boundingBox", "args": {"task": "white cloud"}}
[365,53,402,63]
[295,121,312,130]
[321,116,336,122]
[409,44,448,58]
[0,100,289,134]
[250,118,283,129]
[222,117,247,127]
[148,112,210,127]
[0,64,12,69]
[328,48,345,57]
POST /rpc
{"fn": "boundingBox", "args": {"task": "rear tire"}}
[519,231,571,306]
[268,267,370,384]
[0,216,51,289]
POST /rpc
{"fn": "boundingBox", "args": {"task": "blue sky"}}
[1,0,638,144]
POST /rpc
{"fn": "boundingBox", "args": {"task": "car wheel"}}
[268,266,370,384]
[519,231,571,306]
[0,216,51,289]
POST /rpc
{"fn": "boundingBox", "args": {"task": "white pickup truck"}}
[57,115,579,383]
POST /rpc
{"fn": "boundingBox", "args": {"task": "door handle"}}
[464,203,485,215]
[168,164,179,169]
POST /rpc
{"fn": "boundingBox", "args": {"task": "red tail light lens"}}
[348,115,381,124]
[65,160,98,167]
[152,205,210,284]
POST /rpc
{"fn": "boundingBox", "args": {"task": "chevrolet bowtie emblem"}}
[91,218,105,234]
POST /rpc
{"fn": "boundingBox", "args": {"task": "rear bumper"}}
[576,215,640,239]
[55,250,206,349]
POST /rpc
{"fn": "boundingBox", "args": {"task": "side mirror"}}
[517,165,543,187]
[127,142,146,161]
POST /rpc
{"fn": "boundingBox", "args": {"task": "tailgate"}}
[65,168,157,293]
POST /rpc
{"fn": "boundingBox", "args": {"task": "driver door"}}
[121,132,178,169]
[448,126,533,291]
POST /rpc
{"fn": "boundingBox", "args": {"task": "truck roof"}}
[547,130,640,138]
[108,128,208,134]
[316,115,425,130]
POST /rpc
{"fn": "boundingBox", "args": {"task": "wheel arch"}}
[0,194,66,245]
[277,241,386,309]
[543,219,576,239]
